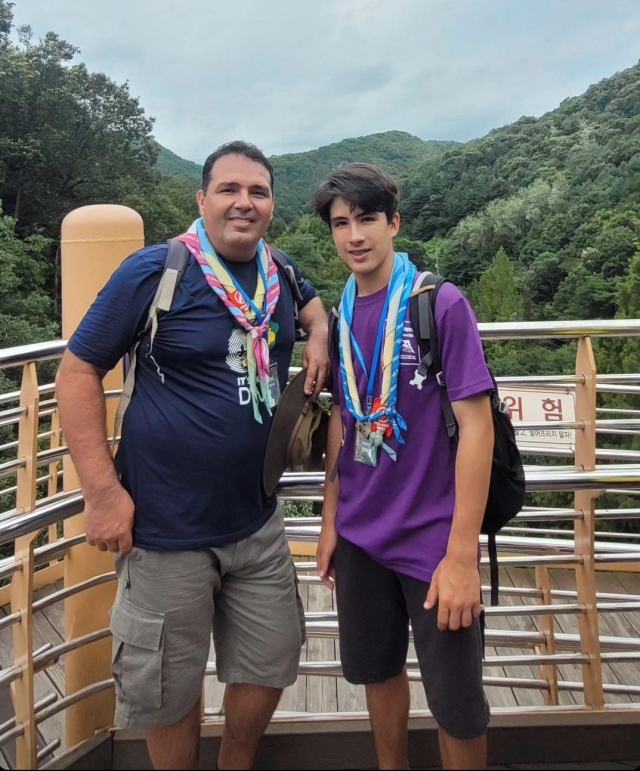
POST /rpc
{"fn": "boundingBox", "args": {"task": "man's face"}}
[197,154,274,260]
[329,198,399,282]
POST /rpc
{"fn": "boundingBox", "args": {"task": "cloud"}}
[11,0,640,161]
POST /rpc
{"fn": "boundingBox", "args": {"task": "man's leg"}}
[332,536,411,770]
[364,669,410,770]
[218,684,282,770]
[110,548,217,771]
[401,572,489,771]
[213,506,305,770]
[146,699,202,770]
[439,728,487,771]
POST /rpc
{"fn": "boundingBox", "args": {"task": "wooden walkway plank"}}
[548,569,632,705]
[481,567,519,709]
[305,581,337,713]
[506,567,579,708]
[487,568,545,708]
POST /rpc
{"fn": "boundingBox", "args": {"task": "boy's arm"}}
[317,404,342,589]
[425,392,493,631]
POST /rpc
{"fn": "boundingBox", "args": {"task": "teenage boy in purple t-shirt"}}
[312,163,494,771]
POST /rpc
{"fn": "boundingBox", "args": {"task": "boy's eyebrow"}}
[330,209,378,225]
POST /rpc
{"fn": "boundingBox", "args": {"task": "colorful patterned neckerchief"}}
[338,252,417,462]
[177,218,281,423]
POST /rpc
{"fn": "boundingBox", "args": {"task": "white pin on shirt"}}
[410,370,426,390]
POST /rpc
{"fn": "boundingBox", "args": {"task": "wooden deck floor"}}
[1,566,640,766]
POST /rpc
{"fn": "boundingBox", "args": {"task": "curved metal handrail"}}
[2,319,640,371]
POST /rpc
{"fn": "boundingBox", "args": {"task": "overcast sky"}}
[11,0,640,163]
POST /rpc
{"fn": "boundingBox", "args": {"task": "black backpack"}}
[329,271,526,606]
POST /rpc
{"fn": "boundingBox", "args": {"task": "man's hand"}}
[302,330,330,399]
[424,555,482,631]
[84,483,135,554]
[316,523,338,590]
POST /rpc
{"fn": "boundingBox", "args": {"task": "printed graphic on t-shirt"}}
[400,320,420,366]
[226,329,251,406]
[226,324,280,407]
[226,329,248,374]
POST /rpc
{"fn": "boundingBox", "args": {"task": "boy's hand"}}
[424,555,482,631]
[316,523,338,590]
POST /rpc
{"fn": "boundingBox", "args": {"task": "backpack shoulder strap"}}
[409,272,457,438]
[270,246,306,340]
[112,239,190,456]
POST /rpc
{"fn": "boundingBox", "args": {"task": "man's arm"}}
[317,404,342,589]
[425,392,493,630]
[298,296,330,399]
[56,350,134,553]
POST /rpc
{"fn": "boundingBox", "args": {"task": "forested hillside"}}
[154,131,458,222]
[155,143,201,184]
[268,132,457,221]
[400,62,640,324]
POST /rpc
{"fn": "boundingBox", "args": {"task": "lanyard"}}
[343,290,391,413]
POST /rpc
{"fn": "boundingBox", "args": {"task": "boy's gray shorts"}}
[109,505,305,730]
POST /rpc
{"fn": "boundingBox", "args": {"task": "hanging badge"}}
[267,363,281,409]
[354,423,379,467]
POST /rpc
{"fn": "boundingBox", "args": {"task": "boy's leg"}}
[364,670,410,770]
[439,728,487,771]
[400,572,489,771]
[213,505,305,770]
[333,536,411,769]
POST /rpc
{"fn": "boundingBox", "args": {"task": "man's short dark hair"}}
[311,163,399,226]
[201,141,275,194]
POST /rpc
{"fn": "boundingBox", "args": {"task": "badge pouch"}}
[354,423,379,467]
[267,363,281,409]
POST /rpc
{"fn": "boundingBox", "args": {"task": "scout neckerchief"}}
[177,218,280,424]
[338,252,417,465]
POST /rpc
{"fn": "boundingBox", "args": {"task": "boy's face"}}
[329,198,400,284]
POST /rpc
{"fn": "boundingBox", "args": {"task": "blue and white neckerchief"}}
[338,252,417,462]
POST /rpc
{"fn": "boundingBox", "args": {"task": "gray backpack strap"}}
[111,239,190,456]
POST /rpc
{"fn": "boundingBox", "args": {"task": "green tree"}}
[0,202,57,352]
[470,247,522,323]
[0,1,157,238]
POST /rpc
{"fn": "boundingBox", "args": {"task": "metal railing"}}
[0,320,640,766]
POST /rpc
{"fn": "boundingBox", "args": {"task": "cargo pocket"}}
[109,594,165,710]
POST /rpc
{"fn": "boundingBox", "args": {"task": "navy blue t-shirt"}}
[68,243,316,550]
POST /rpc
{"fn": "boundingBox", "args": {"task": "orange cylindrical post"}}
[60,205,144,748]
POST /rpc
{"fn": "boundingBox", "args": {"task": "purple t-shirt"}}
[331,281,493,583]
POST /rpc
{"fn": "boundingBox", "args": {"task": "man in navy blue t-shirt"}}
[56,141,329,770]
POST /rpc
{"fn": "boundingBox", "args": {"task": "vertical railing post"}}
[60,205,144,748]
[11,362,40,769]
[48,409,61,545]
[573,336,604,708]
[534,565,559,705]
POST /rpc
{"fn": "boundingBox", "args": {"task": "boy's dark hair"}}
[201,141,275,194]
[311,162,399,226]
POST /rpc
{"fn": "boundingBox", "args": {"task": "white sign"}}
[500,386,576,450]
